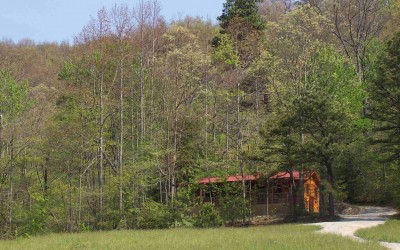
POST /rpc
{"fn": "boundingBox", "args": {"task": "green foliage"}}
[262,47,355,168]
[80,223,93,232]
[260,45,357,217]
[0,69,30,121]
[193,203,223,228]
[169,186,197,227]
[135,201,174,229]
[16,198,48,237]
[218,0,265,31]
[294,86,350,164]
[368,32,400,164]
[218,183,250,224]
[212,34,240,69]
[96,209,121,230]
[309,47,362,117]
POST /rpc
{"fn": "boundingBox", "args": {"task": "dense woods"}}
[0,0,399,237]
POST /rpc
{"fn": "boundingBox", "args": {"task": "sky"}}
[0,0,225,44]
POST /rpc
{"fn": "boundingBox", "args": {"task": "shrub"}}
[135,201,174,229]
[95,209,120,230]
[15,198,47,237]
[170,186,197,227]
[217,183,250,224]
[193,203,223,228]
[219,196,250,225]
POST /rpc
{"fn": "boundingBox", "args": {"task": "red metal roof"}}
[197,175,259,184]
[270,171,300,179]
[197,171,302,184]
[198,177,221,184]
[226,174,260,182]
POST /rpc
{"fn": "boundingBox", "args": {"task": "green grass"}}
[0,224,385,250]
[356,219,400,243]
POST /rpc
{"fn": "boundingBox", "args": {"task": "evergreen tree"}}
[214,0,265,65]
[369,32,400,164]
[218,0,265,31]
[261,48,358,217]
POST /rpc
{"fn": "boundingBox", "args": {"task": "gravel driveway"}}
[310,206,399,250]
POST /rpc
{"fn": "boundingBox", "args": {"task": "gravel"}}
[309,206,400,250]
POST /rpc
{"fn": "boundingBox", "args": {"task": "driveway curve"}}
[310,206,399,250]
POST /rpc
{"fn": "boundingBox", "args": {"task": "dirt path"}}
[310,206,399,250]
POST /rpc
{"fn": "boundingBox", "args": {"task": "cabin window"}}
[272,184,285,203]
[203,186,216,203]
[274,184,283,193]
[257,192,267,204]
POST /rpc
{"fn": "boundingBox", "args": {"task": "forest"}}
[0,0,399,237]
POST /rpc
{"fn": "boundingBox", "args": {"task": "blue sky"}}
[0,0,225,43]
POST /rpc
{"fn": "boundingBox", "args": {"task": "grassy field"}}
[356,219,400,243]
[0,224,385,250]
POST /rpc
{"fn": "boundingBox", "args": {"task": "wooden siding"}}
[197,171,321,216]
[304,178,319,213]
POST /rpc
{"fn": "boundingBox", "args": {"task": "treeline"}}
[0,0,399,237]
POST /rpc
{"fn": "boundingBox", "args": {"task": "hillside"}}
[0,0,399,238]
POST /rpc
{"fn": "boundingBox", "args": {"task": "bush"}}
[15,198,48,237]
[135,201,174,229]
[217,183,250,224]
[95,209,120,230]
[219,196,250,225]
[170,186,197,227]
[193,203,223,228]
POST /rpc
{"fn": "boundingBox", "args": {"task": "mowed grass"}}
[0,224,384,250]
[356,219,400,243]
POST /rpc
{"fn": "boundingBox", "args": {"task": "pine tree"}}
[218,0,265,31]
[369,32,400,164]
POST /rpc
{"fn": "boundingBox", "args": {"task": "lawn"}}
[0,224,384,250]
[355,219,400,243]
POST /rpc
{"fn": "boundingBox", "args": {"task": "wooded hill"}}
[0,0,399,237]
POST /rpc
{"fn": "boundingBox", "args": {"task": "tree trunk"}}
[327,159,335,218]
[67,164,72,233]
[44,157,49,198]
[78,168,82,232]
[298,168,304,212]
[99,75,104,211]
[8,137,14,232]
[266,178,269,217]
[225,104,229,171]
[319,183,325,218]
[130,74,136,163]
[328,189,335,218]
[236,78,240,162]
[255,81,260,131]
[119,59,124,212]
[297,134,306,214]
[165,98,170,204]
[236,71,247,223]
[171,102,178,202]
[0,114,3,158]
[289,166,297,220]
[140,57,146,143]
[239,158,247,223]
[205,61,209,174]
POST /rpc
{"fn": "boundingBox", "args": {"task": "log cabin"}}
[197,170,320,216]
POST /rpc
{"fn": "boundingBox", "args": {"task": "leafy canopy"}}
[0,70,29,122]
